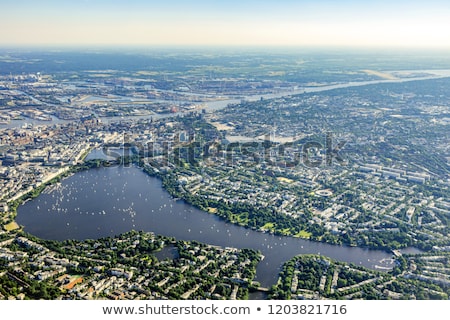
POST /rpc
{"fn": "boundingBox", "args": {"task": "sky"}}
[1,0,450,48]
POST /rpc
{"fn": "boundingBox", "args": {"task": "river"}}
[8,73,438,287]
[16,165,397,288]
[3,70,450,130]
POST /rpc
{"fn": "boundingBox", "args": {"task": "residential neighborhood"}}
[1,50,449,300]
[0,230,262,300]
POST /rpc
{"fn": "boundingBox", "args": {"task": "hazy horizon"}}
[1,0,450,49]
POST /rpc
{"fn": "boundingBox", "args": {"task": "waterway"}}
[8,73,437,287]
[3,70,450,130]
[16,165,397,288]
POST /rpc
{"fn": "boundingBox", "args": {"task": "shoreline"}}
[9,157,418,259]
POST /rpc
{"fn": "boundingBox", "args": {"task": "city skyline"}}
[1,0,450,49]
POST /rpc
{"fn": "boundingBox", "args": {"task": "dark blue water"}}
[16,165,395,287]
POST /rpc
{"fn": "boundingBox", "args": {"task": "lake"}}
[16,165,396,288]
